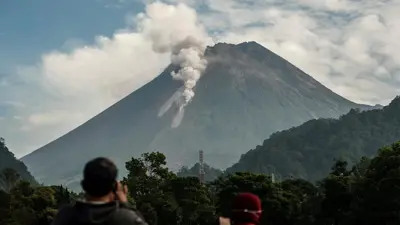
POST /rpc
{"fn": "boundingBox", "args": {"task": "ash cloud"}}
[137,2,212,127]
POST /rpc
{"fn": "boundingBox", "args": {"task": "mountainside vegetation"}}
[0,138,36,190]
[227,96,400,181]
[2,139,400,225]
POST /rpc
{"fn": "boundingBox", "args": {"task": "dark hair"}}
[81,157,118,197]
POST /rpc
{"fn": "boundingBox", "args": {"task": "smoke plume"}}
[137,2,212,127]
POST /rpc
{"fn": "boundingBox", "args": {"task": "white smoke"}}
[158,86,184,117]
[170,37,207,108]
[137,2,212,127]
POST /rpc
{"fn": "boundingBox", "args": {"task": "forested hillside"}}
[0,138,36,190]
[228,96,400,181]
[3,142,400,225]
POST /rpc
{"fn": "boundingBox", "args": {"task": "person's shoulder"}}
[112,204,148,225]
[51,204,76,225]
[55,204,76,216]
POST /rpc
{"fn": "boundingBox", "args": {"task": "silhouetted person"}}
[52,157,147,225]
[230,193,262,225]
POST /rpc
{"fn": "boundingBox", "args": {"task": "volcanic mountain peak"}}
[21,41,370,189]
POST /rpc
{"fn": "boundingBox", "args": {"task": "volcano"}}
[21,41,370,189]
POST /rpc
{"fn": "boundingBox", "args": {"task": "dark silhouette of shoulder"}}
[110,206,148,224]
[52,201,148,225]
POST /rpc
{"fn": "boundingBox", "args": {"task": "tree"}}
[350,142,400,225]
[50,185,77,207]
[319,160,353,225]
[0,189,11,224]
[280,179,322,225]
[123,152,178,225]
[1,168,21,192]
[6,181,37,225]
[30,187,58,224]
[0,138,36,185]
[169,176,216,225]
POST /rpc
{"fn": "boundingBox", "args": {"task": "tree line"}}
[1,140,400,225]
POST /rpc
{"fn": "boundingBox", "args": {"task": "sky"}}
[1,0,400,158]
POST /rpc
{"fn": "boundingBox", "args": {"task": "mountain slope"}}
[0,138,36,186]
[227,96,400,181]
[21,41,369,188]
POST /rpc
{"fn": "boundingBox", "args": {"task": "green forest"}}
[2,139,400,225]
[228,96,400,181]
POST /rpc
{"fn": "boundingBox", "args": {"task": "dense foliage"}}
[2,138,400,225]
[0,138,36,189]
[228,96,400,181]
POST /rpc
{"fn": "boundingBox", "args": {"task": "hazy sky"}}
[1,0,400,158]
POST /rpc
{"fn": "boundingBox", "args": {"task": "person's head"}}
[231,193,262,225]
[81,157,118,200]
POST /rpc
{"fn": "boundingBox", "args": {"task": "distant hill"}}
[22,41,371,188]
[177,163,223,182]
[227,96,400,181]
[0,138,36,187]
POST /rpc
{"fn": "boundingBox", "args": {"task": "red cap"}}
[231,193,262,224]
